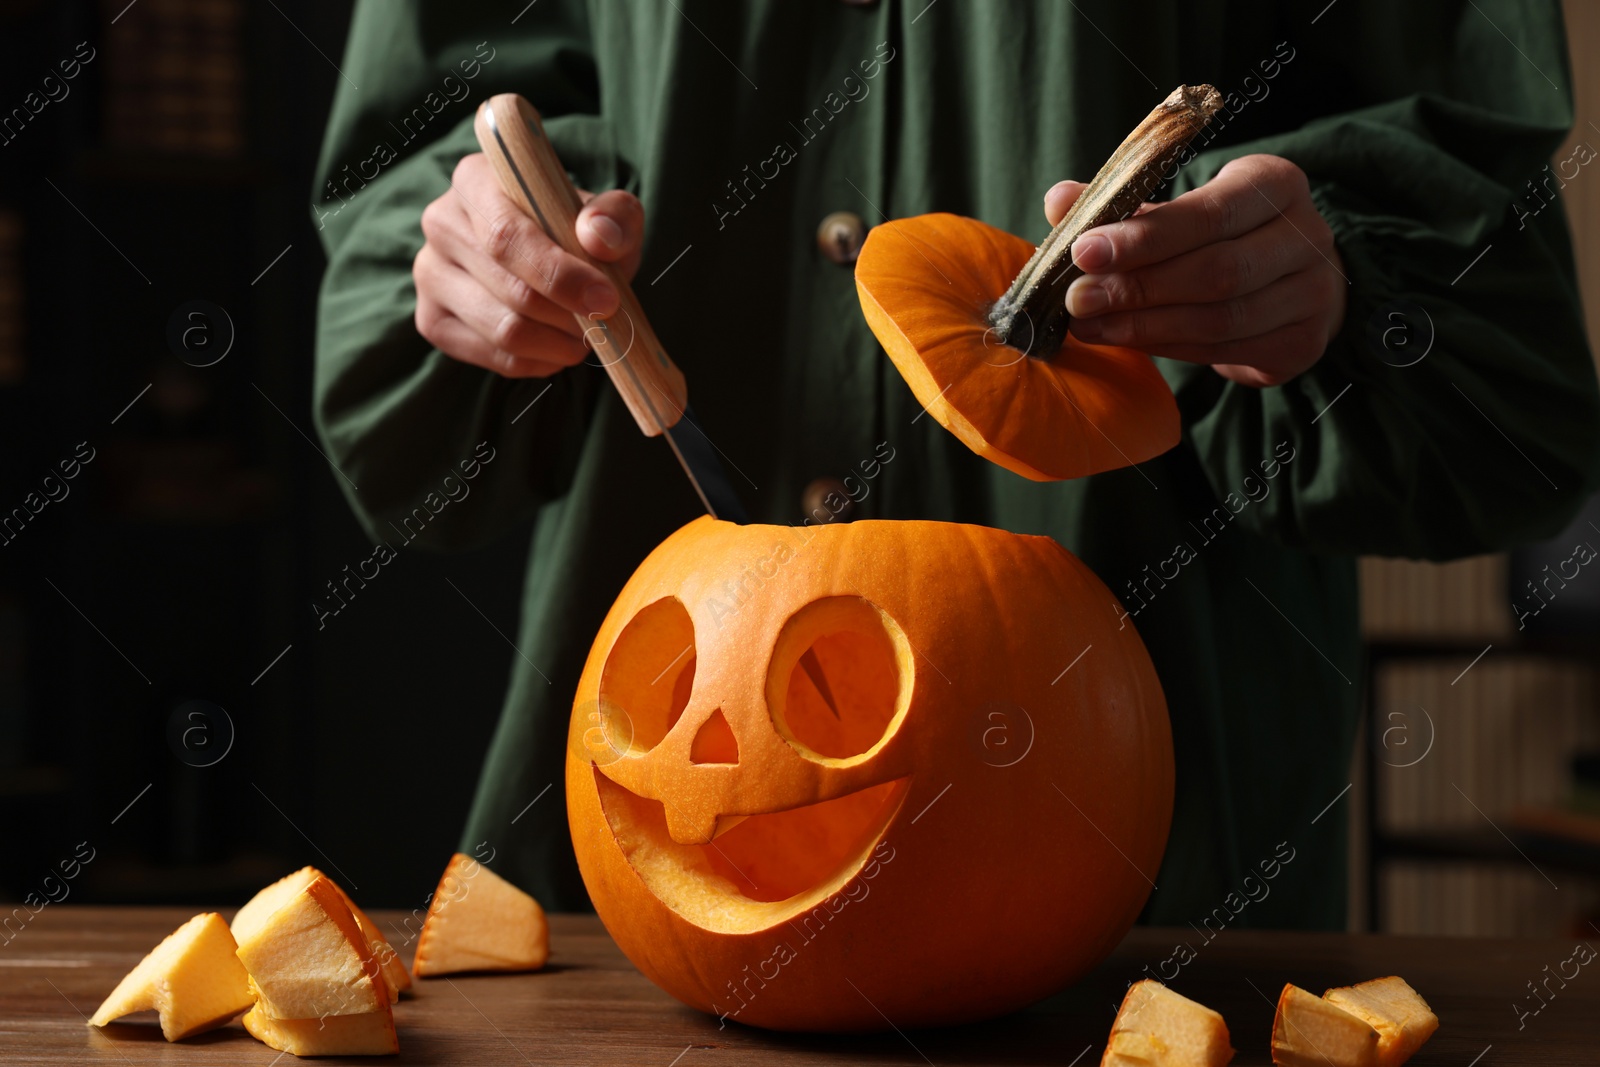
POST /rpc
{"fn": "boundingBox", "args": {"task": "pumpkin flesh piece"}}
[855,213,1180,482]
[1272,983,1379,1067]
[231,866,409,1001]
[242,1005,398,1057]
[234,876,388,1021]
[87,912,254,1041]
[1102,979,1234,1066]
[1322,977,1439,1067]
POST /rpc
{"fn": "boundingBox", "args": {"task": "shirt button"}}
[802,476,857,523]
[817,211,866,265]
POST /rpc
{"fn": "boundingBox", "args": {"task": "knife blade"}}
[474,94,840,718]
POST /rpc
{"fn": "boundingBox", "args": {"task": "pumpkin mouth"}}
[594,768,910,935]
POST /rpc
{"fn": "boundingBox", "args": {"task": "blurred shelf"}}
[1366,633,1599,662]
[1363,627,1600,929]
[1373,826,1600,878]
[1510,803,1600,850]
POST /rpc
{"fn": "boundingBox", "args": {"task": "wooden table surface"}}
[2,907,1593,1064]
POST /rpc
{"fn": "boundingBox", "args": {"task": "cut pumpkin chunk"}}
[413,853,549,977]
[87,912,253,1041]
[1272,984,1379,1067]
[1323,977,1438,1066]
[1101,979,1234,1066]
[233,866,410,1001]
[231,866,314,944]
[235,874,388,1020]
[241,1004,398,1057]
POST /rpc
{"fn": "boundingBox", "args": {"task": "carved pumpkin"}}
[855,85,1220,481]
[566,516,1172,1031]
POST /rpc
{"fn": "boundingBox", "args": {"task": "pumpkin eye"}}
[598,597,696,757]
[767,596,909,763]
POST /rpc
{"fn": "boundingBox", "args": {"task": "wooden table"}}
[3,907,1594,1064]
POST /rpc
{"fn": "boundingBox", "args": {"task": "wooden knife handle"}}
[473,93,687,436]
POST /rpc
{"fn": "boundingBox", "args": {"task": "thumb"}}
[1043,180,1087,227]
[576,189,645,282]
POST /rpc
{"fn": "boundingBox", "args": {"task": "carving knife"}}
[474,94,840,716]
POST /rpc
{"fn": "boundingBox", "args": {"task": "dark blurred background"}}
[2,0,1600,933]
[0,0,528,908]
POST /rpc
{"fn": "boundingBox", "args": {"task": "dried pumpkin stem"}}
[988,84,1223,357]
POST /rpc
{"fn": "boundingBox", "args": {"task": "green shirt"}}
[313,0,1600,928]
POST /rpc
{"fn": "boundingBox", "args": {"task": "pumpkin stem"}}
[988,84,1223,357]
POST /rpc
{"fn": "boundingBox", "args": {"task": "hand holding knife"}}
[473,93,840,717]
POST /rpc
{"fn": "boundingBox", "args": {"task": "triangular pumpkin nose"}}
[690,709,739,765]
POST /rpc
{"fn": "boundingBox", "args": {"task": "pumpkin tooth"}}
[664,803,721,845]
[711,813,749,838]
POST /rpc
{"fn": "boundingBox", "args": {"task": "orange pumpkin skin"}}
[855,213,1181,482]
[567,517,1173,1031]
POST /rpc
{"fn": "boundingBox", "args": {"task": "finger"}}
[1070,269,1329,349]
[1066,212,1321,316]
[1044,180,1159,228]
[416,244,589,367]
[423,199,585,338]
[450,153,619,317]
[1141,318,1330,386]
[575,190,645,280]
[457,244,587,337]
[1044,181,1087,227]
[1070,153,1310,274]
[1212,362,1295,388]
[415,287,572,379]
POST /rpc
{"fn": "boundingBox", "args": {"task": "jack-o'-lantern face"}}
[567,517,1172,1032]
[578,587,914,930]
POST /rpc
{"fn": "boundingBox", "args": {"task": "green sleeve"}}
[312,0,626,551]
[1166,0,1600,560]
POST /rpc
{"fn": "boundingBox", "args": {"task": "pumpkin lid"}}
[854,85,1221,483]
[856,213,1181,481]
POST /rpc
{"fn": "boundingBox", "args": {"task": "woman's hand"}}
[1053,154,1347,387]
[414,152,645,378]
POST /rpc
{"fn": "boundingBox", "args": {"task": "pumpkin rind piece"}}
[1272,983,1379,1067]
[855,212,1180,481]
[1322,977,1438,1066]
[413,853,549,976]
[1101,979,1234,1066]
